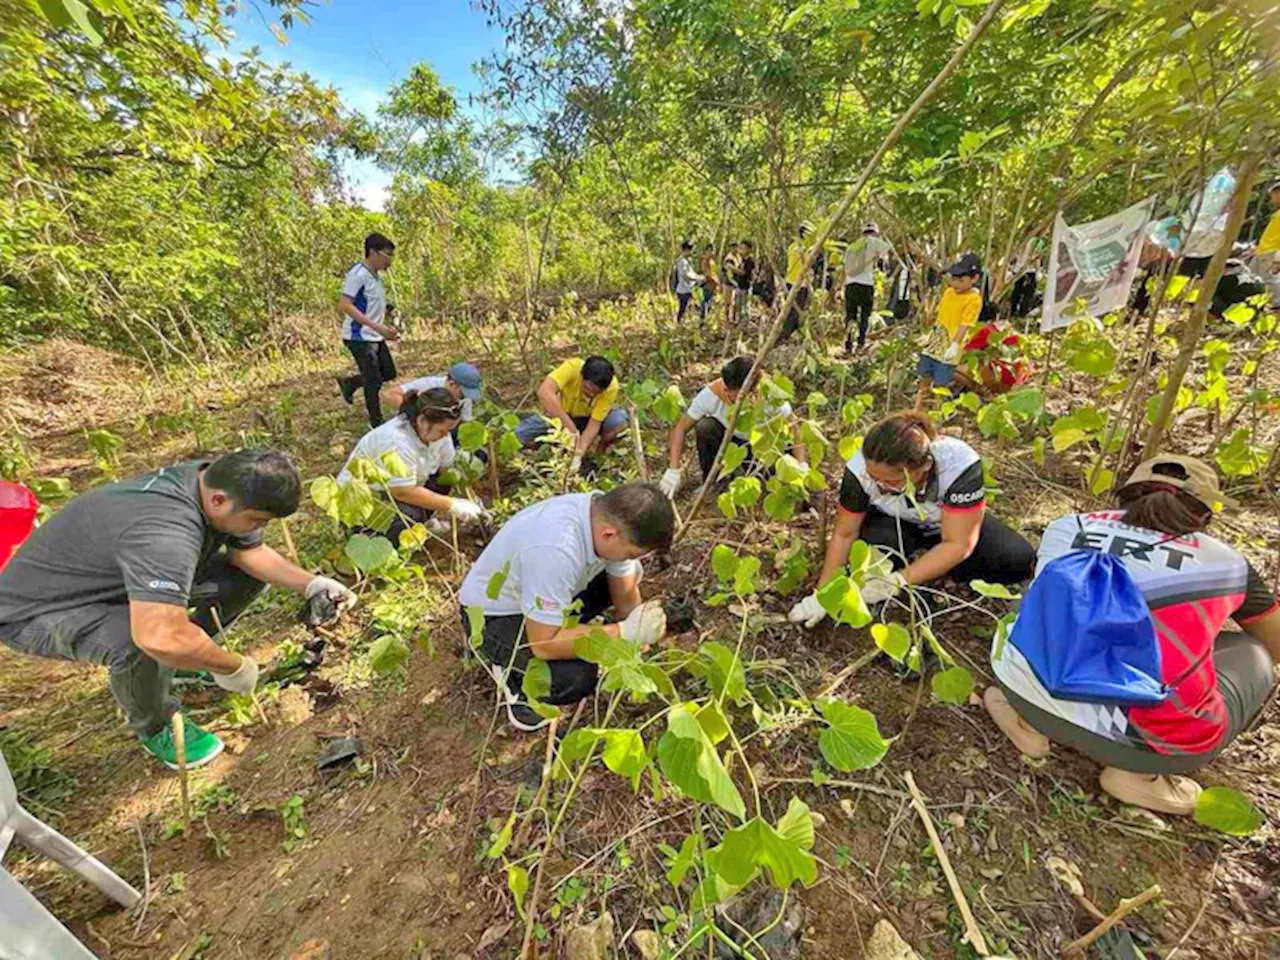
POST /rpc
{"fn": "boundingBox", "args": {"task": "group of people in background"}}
[1,230,1276,824]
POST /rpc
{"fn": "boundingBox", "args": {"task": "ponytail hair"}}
[862,410,936,468]
[400,386,463,427]
[1117,482,1212,537]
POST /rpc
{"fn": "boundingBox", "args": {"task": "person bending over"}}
[984,455,1280,815]
[789,411,1034,627]
[515,355,628,472]
[0,452,355,769]
[659,355,807,500]
[381,361,487,463]
[458,483,674,731]
[338,387,485,543]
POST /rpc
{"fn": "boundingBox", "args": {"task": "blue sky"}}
[226,0,504,210]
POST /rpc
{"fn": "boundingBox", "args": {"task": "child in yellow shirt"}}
[915,253,983,410]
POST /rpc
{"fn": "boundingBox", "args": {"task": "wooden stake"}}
[210,608,268,725]
[488,436,501,498]
[904,771,989,956]
[279,518,300,565]
[628,403,649,480]
[171,713,191,833]
[1062,884,1161,957]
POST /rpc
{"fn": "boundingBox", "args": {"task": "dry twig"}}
[1062,884,1161,957]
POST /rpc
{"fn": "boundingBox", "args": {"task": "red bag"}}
[0,481,39,572]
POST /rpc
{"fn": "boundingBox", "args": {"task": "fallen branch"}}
[904,771,989,956]
[628,403,649,480]
[1062,884,1161,957]
[674,0,1009,541]
[817,646,882,699]
[132,820,151,936]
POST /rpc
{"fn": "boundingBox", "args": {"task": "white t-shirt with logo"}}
[340,262,386,342]
[838,436,984,532]
[401,374,474,421]
[459,493,639,626]
[337,417,456,488]
[844,236,892,287]
[685,384,792,441]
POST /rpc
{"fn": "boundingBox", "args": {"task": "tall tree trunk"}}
[1142,147,1262,456]
[674,0,1011,541]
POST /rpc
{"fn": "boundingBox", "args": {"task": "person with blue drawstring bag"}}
[985,455,1280,815]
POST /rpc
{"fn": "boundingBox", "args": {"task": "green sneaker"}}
[140,719,224,770]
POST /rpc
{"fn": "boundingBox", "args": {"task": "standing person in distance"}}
[337,233,401,427]
[843,222,895,355]
[734,240,756,326]
[672,241,704,324]
[779,223,814,342]
[337,387,486,543]
[0,452,355,770]
[914,253,983,410]
[789,411,1034,628]
[698,243,719,323]
[720,243,742,330]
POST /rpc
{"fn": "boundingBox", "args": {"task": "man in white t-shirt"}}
[458,484,674,731]
[843,222,896,354]
[659,356,805,499]
[337,233,401,427]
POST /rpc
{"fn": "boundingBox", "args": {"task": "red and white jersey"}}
[993,511,1276,756]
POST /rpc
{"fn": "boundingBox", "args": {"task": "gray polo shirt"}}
[0,461,262,627]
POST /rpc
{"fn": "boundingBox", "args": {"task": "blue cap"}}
[449,362,482,401]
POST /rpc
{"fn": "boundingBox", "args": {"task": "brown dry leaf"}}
[289,939,331,960]
[1045,855,1084,897]
[475,920,512,954]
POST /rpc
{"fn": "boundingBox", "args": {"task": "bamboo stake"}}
[210,608,268,725]
[279,518,300,565]
[904,771,989,956]
[628,403,649,480]
[1062,885,1161,957]
[673,0,1009,543]
[171,714,190,832]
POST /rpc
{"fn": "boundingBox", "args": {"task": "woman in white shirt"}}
[338,387,485,544]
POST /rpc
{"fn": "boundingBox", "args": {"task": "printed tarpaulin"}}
[1043,196,1155,331]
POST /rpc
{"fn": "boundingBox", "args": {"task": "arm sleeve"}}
[961,294,982,330]
[340,268,364,301]
[1237,560,1278,622]
[548,360,578,393]
[686,386,716,421]
[591,380,620,421]
[115,519,204,607]
[605,559,639,579]
[941,460,986,512]
[838,468,871,514]
[521,547,587,627]
[437,436,458,473]
[379,433,420,489]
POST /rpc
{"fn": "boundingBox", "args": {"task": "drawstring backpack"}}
[1006,518,1182,706]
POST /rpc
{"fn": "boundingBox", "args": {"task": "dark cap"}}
[947,252,982,276]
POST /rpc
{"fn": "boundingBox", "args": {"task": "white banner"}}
[1042,196,1155,332]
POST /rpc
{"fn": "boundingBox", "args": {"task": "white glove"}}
[861,572,906,606]
[569,455,583,474]
[306,575,357,613]
[659,467,682,499]
[619,599,667,647]
[212,655,259,695]
[788,592,827,629]
[942,342,962,364]
[448,498,485,522]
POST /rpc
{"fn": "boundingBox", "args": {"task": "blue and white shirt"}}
[340,262,386,342]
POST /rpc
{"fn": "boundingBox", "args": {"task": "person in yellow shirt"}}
[1254,182,1280,308]
[779,222,815,342]
[915,253,983,410]
[515,356,627,470]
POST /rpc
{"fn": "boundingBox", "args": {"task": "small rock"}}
[809,810,827,828]
[947,812,966,830]
[565,913,615,960]
[866,920,922,960]
[631,930,662,960]
[278,685,314,726]
[714,890,804,959]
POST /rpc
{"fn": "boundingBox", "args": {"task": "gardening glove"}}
[788,592,827,629]
[306,575,357,613]
[212,655,259,695]
[569,455,583,474]
[942,341,962,364]
[619,599,667,647]
[448,498,485,523]
[659,467,682,499]
[860,572,907,606]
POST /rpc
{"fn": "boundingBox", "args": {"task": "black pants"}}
[1010,272,1038,318]
[778,284,811,342]
[694,417,749,480]
[463,573,612,706]
[1001,633,1274,775]
[357,476,451,546]
[844,282,874,350]
[860,508,1036,585]
[341,340,397,427]
[0,552,265,738]
[676,292,692,322]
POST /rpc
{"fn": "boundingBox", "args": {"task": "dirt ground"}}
[1,307,1278,960]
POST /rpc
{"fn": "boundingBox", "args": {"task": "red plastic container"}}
[0,481,39,572]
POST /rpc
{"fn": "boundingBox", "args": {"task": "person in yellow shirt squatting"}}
[1253,181,1280,307]
[914,253,983,410]
[516,356,627,473]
